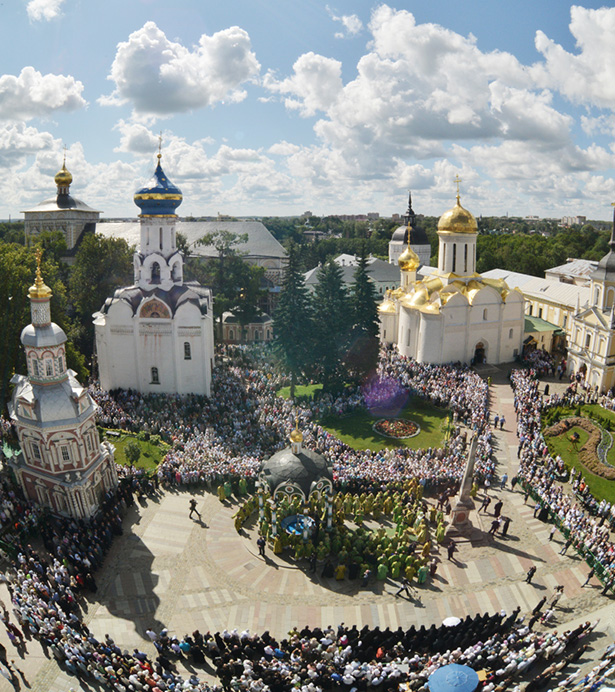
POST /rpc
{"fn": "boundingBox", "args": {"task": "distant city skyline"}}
[2,1,615,221]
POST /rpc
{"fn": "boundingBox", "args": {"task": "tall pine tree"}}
[273,243,313,398]
[312,259,351,392]
[346,245,380,382]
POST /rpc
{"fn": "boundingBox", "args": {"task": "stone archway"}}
[474,341,486,364]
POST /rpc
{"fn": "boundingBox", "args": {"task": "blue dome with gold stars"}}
[134,154,183,217]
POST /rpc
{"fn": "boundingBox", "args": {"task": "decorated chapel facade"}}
[380,185,525,365]
[93,152,214,396]
[8,252,118,519]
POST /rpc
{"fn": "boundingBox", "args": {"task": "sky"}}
[2,0,615,221]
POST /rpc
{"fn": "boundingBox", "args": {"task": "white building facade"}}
[9,253,118,519]
[380,192,525,365]
[567,208,615,392]
[94,154,214,396]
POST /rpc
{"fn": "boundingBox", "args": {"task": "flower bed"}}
[543,416,615,480]
[373,418,420,439]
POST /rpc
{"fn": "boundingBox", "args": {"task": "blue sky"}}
[2,0,615,220]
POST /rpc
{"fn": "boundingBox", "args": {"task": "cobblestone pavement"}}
[2,368,615,691]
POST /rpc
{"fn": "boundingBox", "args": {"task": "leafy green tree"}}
[198,230,248,339]
[32,230,68,267]
[0,244,87,410]
[273,243,313,398]
[346,246,380,382]
[124,439,142,465]
[231,264,266,342]
[69,233,133,357]
[311,259,351,392]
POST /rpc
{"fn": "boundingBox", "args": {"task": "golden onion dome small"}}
[379,298,397,314]
[29,248,52,300]
[54,162,72,187]
[438,195,477,235]
[398,246,420,272]
[290,419,303,444]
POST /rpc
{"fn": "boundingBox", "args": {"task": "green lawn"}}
[544,422,615,504]
[276,384,323,400]
[320,399,450,451]
[103,431,169,473]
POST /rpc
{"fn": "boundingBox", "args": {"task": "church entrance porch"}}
[472,342,486,365]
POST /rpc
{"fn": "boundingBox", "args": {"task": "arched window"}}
[45,359,53,376]
[585,334,591,349]
[229,329,234,341]
[452,244,457,273]
[464,244,468,273]
[171,262,181,282]
[184,342,191,360]
[266,330,271,340]
[509,328,513,339]
[151,367,160,384]
[255,331,260,341]
[483,308,488,321]
[159,227,163,250]
[151,262,161,284]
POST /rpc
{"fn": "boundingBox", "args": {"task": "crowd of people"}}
[89,346,496,493]
[512,368,615,586]
[0,345,614,689]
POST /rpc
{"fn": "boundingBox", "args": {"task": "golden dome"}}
[437,195,477,235]
[398,246,420,272]
[290,419,303,444]
[379,298,397,314]
[54,162,72,187]
[28,248,52,300]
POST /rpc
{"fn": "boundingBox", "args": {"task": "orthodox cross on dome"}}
[158,131,163,160]
[454,174,462,203]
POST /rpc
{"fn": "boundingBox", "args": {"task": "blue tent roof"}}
[428,664,479,692]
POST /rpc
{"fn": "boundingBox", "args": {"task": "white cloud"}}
[0,122,54,167]
[263,52,343,117]
[0,67,86,120]
[326,6,363,38]
[26,0,65,22]
[581,114,615,137]
[100,21,260,116]
[534,6,615,108]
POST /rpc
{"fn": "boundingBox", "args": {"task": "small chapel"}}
[380,182,525,365]
[8,251,118,519]
[93,150,215,396]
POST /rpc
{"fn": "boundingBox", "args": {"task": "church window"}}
[229,329,234,341]
[151,367,160,384]
[56,355,64,373]
[184,342,191,360]
[528,305,533,316]
[383,329,387,340]
[151,262,161,284]
[442,244,446,268]
[538,308,543,318]
[509,328,513,339]
[563,315,567,328]
[464,244,468,273]
[61,446,70,463]
[607,288,615,309]
[31,357,40,378]
[452,244,457,273]
[407,330,411,347]
[45,359,53,376]
[32,442,41,460]
[586,334,591,349]
[159,227,163,250]
[86,435,92,452]
[255,331,260,341]
[483,308,488,321]
[172,262,181,282]
[266,330,271,340]
[595,288,600,304]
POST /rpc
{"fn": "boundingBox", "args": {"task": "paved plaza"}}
[1,371,615,691]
